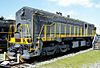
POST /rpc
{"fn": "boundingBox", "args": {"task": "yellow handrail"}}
[70,25,72,35]
[86,24,88,36]
[54,23,56,37]
[38,24,44,37]
[44,25,47,40]
[64,24,66,36]
[38,23,56,38]
[59,23,61,37]
[74,26,77,36]
[80,26,82,36]
[50,25,52,37]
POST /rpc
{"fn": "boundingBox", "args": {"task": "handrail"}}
[38,24,44,37]
[38,22,96,41]
[38,22,67,40]
[38,23,56,38]
[0,32,15,33]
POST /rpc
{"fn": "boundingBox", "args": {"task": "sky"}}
[0,0,100,34]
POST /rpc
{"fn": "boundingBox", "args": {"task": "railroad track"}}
[0,47,92,68]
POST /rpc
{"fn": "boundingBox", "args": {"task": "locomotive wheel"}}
[59,44,68,52]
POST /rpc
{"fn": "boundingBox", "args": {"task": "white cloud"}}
[6,15,15,20]
[49,0,93,7]
[95,3,100,8]
[48,0,57,2]
[48,0,100,8]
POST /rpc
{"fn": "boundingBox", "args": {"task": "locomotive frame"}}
[7,7,96,59]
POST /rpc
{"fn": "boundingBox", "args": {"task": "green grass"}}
[0,54,3,60]
[36,50,100,68]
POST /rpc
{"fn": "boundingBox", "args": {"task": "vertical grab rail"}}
[64,24,66,37]
[54,23,56,37]
[93,30,95,36]
[38,24,44,37]
[50,24,52,37]
[80,26,82,36]
[59,23,61,37]
[44,25,47,41]
[86,24,88,36]
[74,26,75,36]
[92,30,95,36]
[70,25,72,36]
[26,24,31,37]
[38,23,55,41]
[20,24,22,38]
[85,24,88,36]
[25,24,32,51]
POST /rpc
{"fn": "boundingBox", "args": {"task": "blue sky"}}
[0,0,100,33]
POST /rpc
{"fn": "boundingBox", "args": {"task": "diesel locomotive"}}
[7,7,96,59]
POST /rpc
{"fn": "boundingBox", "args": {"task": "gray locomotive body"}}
[16,7,94,40]
[8,7,96,59]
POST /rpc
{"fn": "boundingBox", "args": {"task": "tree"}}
[0,16,4,20]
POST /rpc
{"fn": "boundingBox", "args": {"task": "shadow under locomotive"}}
[26,46,91,65]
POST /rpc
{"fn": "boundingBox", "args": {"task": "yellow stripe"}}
[70,25,72,35]
[65,24,66,36]
[54,23,56,37]
[74,26,76,35]
[50,24,52,37]
[44,25,47,41]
